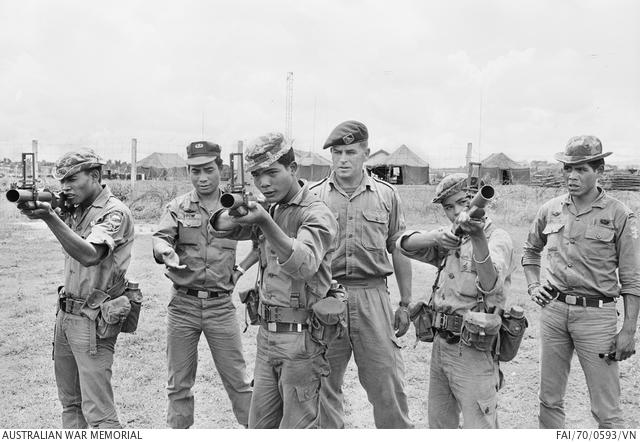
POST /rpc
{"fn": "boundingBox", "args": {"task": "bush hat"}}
[554,135,611,165]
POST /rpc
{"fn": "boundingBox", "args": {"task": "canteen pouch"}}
[498,312,528,362]
[460,311,501,352]
[310,296,347,346]
[239,287,260,326]
[120,301,141,333]
[96,296,131,339]
[120,283,143,333]
[409,301,435,343]
[81,289,111,321]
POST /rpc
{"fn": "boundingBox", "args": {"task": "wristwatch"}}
[233,264,246,275]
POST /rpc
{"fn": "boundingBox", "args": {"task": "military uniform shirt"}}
[63,185,134,299]
[397,220,515,315]
[522,189,640,299]
[309,171,406,280]
[153,189,241,292]
[211,183,337,310]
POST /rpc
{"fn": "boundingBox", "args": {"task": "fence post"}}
[131,138,137,200]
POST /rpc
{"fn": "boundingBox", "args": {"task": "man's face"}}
[442,190,471,223]
[330,143,369,180]
[189,160,220,195]
[251,161,296,203]
[562,162,600,198]
[60,170,99,205]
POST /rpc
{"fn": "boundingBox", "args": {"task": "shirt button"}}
[448,273,455,279]
[576,217,580,221]
[348,216,353,220]
[348,233,353,238]
[348,252,353,256]
[569,239,575,244]
[567,263,573,268]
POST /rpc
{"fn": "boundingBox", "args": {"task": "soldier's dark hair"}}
[88,166,102,183]
[276,148,296,168]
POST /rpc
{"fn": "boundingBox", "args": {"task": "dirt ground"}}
[0,220,638,429]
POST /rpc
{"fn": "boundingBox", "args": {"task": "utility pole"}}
[131,138,137,198]
[285,72,293,140]
[32,139,38,181]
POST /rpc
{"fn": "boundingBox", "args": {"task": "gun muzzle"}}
[220,192,245,210]
[467,185,495,219]
[6,188,56,204]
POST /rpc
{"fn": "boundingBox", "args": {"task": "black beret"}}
[322,120,368,149]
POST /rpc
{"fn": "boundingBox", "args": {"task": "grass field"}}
[1,183,639,428]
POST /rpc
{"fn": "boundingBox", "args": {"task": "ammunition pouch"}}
[239,287,260,330]
[497,310,528,362]
[409,301,435,343]
[97,296,131,339]
[310,296,347,347]
[460,311,501,353]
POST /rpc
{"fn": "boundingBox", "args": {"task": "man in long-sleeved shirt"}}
[210,132,338,428]
[522,135,640,429]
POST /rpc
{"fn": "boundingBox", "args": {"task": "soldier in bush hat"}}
[310,120,414,429]
[397,173,515,428]
[209,132,338,428]
[153,140,255,428]
[18,148,134,428]
[523,135,639,428]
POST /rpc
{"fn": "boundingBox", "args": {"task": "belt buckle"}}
[435,312,447,329]
[267,322,277,332]
[565,294,577,305]
[598,299,603,308]
[295,323,302,332]
[197,291,208,299]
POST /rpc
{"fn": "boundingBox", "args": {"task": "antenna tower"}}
[285,72,293,139]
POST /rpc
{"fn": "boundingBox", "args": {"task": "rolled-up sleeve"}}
[386,190,407,253]
[395,230,442,266]
[616,211,640,297]
[521,206,548,267]
[86,209,130,255]
[280,203,338,280]
[476,228,514,297]
[207,208,253,241]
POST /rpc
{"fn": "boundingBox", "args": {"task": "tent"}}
[365,149,390,167]
[294,149,332,181]
[480,152,530,185]
[137,152,187,179]
[367,144,429,185]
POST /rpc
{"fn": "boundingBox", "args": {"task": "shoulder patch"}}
[628,213,638,240]
[101,211,124,234]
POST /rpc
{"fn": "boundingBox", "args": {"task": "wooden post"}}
[131,138,137,198]
[32,139,38,182]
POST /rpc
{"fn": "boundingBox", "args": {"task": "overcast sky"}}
[1,0,638,167]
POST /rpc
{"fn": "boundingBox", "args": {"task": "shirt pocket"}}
[542,223,565,252]
[584,225,616,258]
[360,209,389,250]
[177,215,202,245]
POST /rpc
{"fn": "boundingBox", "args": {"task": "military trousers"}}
[428,333,501,428]
[248,326,329,428]
[319,279,413,428]
[539,300,623,429]
[53,310,121,429]
[166,290,252,428]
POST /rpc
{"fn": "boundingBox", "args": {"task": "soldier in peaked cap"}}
[153,141,255,428]
[523,135,640,428]
[18,148,134,428]
[209,132,338,428]
[310,120,414,428]
[397,173,515,428]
